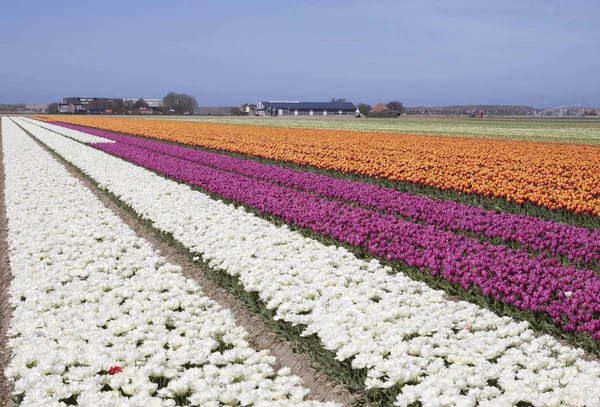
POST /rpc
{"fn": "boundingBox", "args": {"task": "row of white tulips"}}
[2,118,335,407]
[17,117,600,407]
[19,116,114,144]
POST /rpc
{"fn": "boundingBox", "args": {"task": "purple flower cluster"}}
[55,122,600,271]
[78,135,600,338]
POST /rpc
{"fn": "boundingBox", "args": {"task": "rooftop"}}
[260,101,357,110]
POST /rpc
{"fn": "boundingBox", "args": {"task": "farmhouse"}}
[257,101,357,116]
[59,96,164,114]
[124,98,164,112]
[63,97,123,107]
[58,103,85,113]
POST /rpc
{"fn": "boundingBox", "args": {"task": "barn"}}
[257,101,357,116]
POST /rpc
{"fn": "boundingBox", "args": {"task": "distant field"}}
[139,115,600,144]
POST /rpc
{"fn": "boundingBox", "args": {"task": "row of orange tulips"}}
[47,116,600,217]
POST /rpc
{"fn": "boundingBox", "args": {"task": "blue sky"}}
[1,0,598,107]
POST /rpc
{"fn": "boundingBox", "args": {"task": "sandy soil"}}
[0,120,15,407]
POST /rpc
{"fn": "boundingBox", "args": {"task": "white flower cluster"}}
[3,118,335,407]
[19,117,114,144]
[17,118,600,407]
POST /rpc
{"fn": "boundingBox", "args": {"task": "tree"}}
[46,103,59,114]
[357,103,372,116]
[386,101,405,113]
[330,97,347,103]
[112,99,125,113]
[162,92,198,115]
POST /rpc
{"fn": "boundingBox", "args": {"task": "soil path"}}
[0,119,15,407]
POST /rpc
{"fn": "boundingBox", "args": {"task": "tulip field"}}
[37,116,600,220]
[141,116,600,145]
[4,116,600,406]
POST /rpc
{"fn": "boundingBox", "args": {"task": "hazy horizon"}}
[1,0,599,107]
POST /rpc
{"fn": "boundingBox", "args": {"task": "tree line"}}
[357,101,405,116]
[45,94,408,117]
[330,97,405,117]
[161,92,198,115]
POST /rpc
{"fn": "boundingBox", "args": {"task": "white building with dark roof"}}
[257,101,358,116]
[124,98,164,109]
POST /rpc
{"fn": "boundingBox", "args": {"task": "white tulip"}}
[14,116,600,406]
[2,118,335,406]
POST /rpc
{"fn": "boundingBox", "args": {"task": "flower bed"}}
[2,118,331,406]
[47,115,600,217]
[33,121,600,341]
[51,121,600,272]
[21,117,114,144]
[17,117,600,406]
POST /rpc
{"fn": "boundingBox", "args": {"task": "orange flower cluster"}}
[51,116,600,216]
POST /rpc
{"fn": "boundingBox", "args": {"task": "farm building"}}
[368,102,401,118]
[124,98,164,112]
[257,101,357,116]
[63,97,123,107]
[61,97,125,113]
[58,103,85,113]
